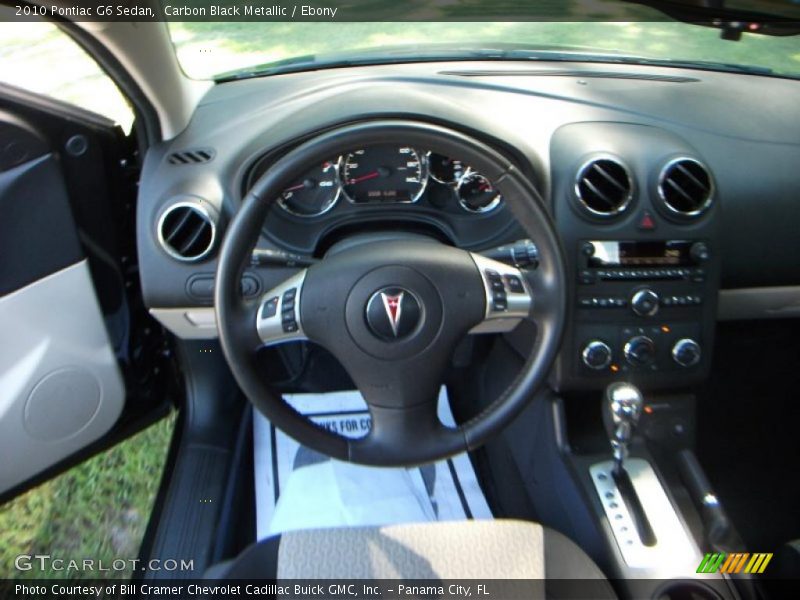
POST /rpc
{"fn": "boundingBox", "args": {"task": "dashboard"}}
[135,59,800,391]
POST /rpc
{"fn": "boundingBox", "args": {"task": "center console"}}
[548,122,720,391]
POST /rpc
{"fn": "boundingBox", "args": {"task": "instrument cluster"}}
[274,143,504,217]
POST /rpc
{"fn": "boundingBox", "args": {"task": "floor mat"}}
[253,387,492,539]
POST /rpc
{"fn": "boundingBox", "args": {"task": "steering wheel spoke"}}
[468,253,533,334]
[256,269,308,346]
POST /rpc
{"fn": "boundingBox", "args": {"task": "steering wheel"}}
[215,121,566,466]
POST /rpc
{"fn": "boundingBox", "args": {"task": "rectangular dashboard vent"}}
[167,148,216,165]
[438,70,699,83]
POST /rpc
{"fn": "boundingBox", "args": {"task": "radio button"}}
[690,242,710,263]
[631,289,660,317]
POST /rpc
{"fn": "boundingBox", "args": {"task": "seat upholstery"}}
[278,520,544,579]
[221,519,616,598]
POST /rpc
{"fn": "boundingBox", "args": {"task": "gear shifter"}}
[603,382,644,476]
[602,382,656,546]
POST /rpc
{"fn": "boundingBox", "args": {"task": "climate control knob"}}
[624,336,656,367]
[631,289,660,317]
[672,338,702,367]
[581,340,612,370]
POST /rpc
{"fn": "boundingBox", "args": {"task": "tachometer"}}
[457,172,503,213]
[278,159,341,217]
[341,145,426,203]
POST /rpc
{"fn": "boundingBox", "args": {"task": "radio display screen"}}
[587,240,693,267]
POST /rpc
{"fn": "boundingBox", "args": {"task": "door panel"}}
[0,260,124,493]
[0,103,125,495]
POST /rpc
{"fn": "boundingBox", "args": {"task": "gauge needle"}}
[347,171,381,185]
[284,183,305,192]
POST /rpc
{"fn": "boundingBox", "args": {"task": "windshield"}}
[168,20,800,80]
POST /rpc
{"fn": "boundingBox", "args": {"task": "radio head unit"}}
[586,240,695,267]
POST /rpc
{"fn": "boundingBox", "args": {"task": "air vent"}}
[167,148,215,165]
[574,158,633,217]
[658,158,713,217]
[157,202,216,262]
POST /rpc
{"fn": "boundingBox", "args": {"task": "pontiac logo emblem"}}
[381,291,404,337]
[366,287,421,341]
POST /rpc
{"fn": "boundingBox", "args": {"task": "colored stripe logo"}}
[697,552,773,574]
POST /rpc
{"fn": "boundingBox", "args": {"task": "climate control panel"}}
[577,322,704,379]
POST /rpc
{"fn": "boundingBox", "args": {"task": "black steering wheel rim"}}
[215,119,566,466]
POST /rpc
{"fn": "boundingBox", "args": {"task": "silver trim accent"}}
[672,338,701,367]
[581,340,612,370]
[590,458,701,574]
[149,307,218,339]
[468,253,532,334]
[339,147,429,204]
[277,156,343,218]
[456,171,503,214]
[657,157,714,218]
[156,201,217,262]
[631,289,660,317]
[256,270,309,346]
[574,156,634,218]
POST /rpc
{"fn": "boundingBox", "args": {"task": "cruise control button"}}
[261,297,279,319]
[283,288,297,301]
[282,322,299,333]
[505,275,525,294]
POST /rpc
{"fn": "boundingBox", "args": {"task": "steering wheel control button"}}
[630,289,660,317]
[261,297,279,319]
[624,336,656,367]
[582,340,613,370]
[505,275,525,294]
[365,287,421,341]
[485,270,508,312]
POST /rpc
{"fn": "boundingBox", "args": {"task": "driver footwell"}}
[253,387,492,539]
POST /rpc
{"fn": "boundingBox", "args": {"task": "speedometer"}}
[341,145,426,203]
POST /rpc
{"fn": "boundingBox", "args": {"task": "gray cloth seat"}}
[219,520,616,598]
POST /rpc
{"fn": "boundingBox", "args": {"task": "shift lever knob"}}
[603,382,644,474]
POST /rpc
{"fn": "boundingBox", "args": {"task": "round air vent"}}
[658,158,713,217]
[157,202,217,262]
[574,157,633,217]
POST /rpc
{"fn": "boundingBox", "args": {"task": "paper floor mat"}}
[254,387,492,539]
